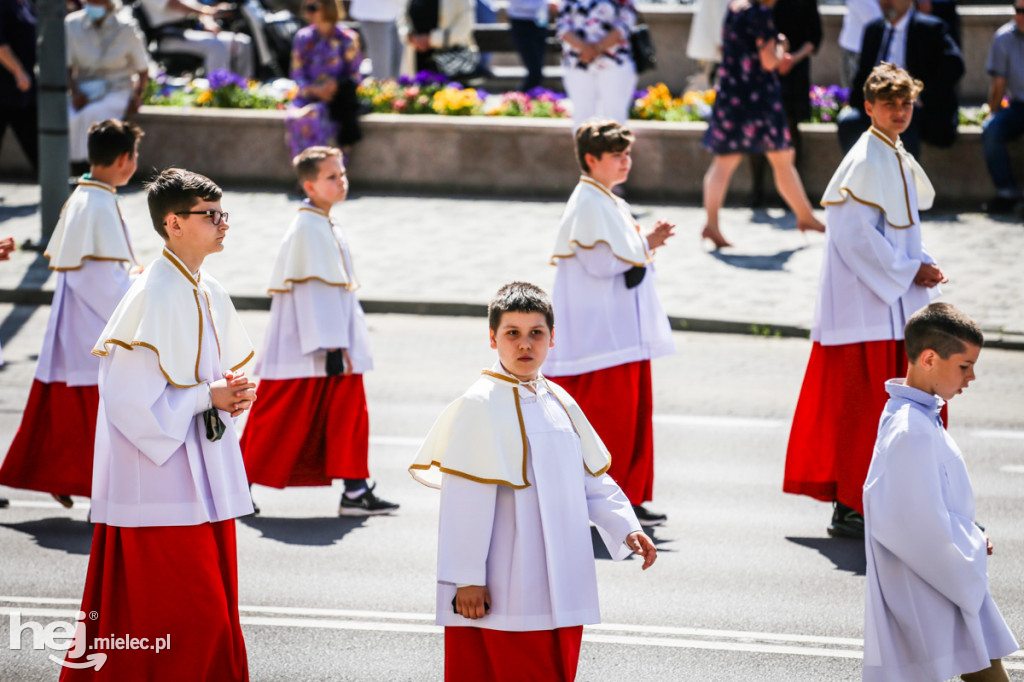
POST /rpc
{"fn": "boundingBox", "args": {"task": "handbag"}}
[630,12,657,74]
[433,45,482,80]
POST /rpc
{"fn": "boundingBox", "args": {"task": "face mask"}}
[84,5,107,21]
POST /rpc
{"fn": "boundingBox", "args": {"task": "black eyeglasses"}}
[302,3,319,12]
[175,210,229,225]
[1016,6,1024,13]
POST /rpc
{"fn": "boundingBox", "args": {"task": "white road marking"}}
[3,598,1022,667]
[4,500,72,509]
[1000,465,1024,474]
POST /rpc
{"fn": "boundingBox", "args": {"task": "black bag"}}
[630,14,657,74]
[433,45,482,80]
[327,79,363,146]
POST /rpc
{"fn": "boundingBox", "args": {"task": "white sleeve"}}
[574,242,637,279]
[585,471,642,561]
[64,259,132,321]
[100,346,209,467]
[868,428,990,614]
[830,200,921,305]
[437,472,497,586]
[291,279,353,355]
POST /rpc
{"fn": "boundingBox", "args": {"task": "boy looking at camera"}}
[862,303,1018,682]
[410,282,657,682]
[61,168,256,681]
[784,63,949,538]
[241,146,398,516]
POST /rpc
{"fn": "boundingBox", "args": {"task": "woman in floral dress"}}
[700,0,823,248]
[285,0,363,159]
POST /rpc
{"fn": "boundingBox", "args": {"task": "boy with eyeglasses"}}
[1,119,142,510]
[240,146,399,516]
[61,167,256,681]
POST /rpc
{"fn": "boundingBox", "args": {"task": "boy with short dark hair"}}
[545,119,676,527]
[0,119,142,508]
[862,303,1018,682]
[411,281,657,682]
[784,63,949,538]
[241,146,398,516]
[61,167,256,681]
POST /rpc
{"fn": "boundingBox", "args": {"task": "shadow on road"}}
[239,515,367,546]
[709,247,804,272]
[786,536,866,576]
[1,517,93,555]
[591,525,673,562]
[0,202,39,220]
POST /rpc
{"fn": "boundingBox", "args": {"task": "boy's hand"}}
[455,586,491,620]
[914,263,947,288]
[0,236,15,260]
[210,371,257,417]
[626,531,657,570]
[645,220,676,250]
[986,535,993,555]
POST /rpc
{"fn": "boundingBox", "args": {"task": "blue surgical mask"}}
[84,4,107,21]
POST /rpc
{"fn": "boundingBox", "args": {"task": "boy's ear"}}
[163,213,180,236]
[489,328,497,349]
[917,348,938,370]
[548,325,555,348]
[583,152,598,171]
[863,100,874,118]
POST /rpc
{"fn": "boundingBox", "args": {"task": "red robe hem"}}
[444,626,583,682]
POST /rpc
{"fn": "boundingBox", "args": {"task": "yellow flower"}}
[196,90,213,105]
[704,89,716,105]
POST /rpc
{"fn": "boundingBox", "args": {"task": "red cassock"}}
[784,340,946,514]
[548,360,654,506]
[240,375,370,487]
[60,521,248,682]
[0,381,98,497]
[445,626,584,682]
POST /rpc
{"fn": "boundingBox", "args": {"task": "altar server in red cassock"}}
[1,120,142,508]
[543,120,676,527]
[61,168,256,681]
[240,146,398,516]
[783,63,947,538]
[411,282,657,682]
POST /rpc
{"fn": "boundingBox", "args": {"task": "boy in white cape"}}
[410,282,657,682]
[863,303,1018,682]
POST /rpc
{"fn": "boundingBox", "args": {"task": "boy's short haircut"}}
[87,119,144,167]
[575,120,634,173]
[488,282,554,332]
[905,302,984,361]
[863,62,924,104]
[293,146,343,183]
[145,168,222,240]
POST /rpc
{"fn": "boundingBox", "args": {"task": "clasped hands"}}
[210,370,256,417]
[914,263,948,288]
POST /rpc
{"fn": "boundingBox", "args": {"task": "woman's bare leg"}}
[766,148,825,233]
[702,153,744,247]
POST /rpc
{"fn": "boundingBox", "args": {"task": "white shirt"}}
[65,8,149,92]
[545,179,675,376]
[862,380,1019,681]
[876,9,912,69]
[838,0,884,53]
[435,384,640,631]
[349,0,406,22]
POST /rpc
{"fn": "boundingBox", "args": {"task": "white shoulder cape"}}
[550,177,651,267]
[266,206,358,294]
[409,368,612,489]
[45,179,138,271]
[92,249,255,387]
[821,127,935,228]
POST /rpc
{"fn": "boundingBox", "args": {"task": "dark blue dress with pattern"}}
[703,2,791,155]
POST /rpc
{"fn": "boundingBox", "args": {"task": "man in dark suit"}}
[837,0,964,157]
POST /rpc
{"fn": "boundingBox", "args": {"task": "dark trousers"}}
[0,105,39,173]
[509,18,548,92]
[837,107,921,158]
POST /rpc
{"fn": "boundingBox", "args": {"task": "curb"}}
[4,289,1024,351]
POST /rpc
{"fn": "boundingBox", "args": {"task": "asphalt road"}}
[1,308,1022,681]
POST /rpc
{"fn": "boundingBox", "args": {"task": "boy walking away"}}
[410,282,657,682]
[241,146,398,516]
[61,168,256,681]
[544,120,676,527]
[863,303,1018,682]
[0,120,142,509]
[784,63,947,538]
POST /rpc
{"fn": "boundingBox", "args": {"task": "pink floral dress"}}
[703,2,791,155]
[285,24,363,157]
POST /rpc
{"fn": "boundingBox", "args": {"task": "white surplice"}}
[545,177,674,377]
[428,365,641,631]
[257,205,372,379]
[815,128,940,346]
[862,381,1019,682]
[36,178,136,386]
[90,249,255,527]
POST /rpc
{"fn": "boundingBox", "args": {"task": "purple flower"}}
[208,69,246,90]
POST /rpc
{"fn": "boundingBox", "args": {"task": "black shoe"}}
[827,501,864,539]
[983,194,1018,214]
[248,484,260,516]
[52,494,74,509]
[632,504,666,527]
[0,498,8,508]
[339,484,399,516]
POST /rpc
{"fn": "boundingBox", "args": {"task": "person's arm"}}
[0,45,30,92]
[574,242,637,278]
[64,260,134,321]
[437,472,498,618]
[758,34,783,71]
[429,0,474,49]
[290,279,353,356]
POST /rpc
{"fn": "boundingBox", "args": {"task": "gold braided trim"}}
[408,461,530,489]
[48,255,132,271]
[820,188,915,229]
[92,340,203,389]
[550,239,650,267]
[162,249,198,287]
[267,276,356,295]
[544,383,611,477]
